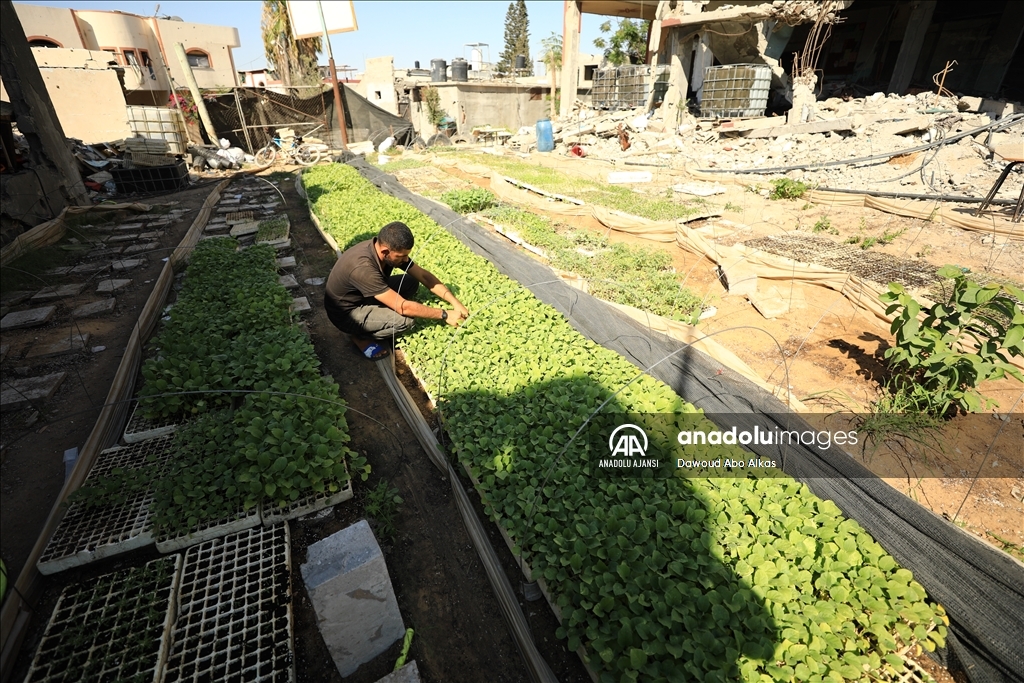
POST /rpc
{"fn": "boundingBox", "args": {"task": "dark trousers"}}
[325,274,421,340]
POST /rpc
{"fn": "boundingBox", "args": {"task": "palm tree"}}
[541,32,562,117]
[261,1,322,88]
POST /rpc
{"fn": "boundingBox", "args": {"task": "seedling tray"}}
[25,555,182,683]
[37,437,175,575]
[162,524,295,683]
[260,473,353,526]
[154,500,260,553]
[124,400,185,443]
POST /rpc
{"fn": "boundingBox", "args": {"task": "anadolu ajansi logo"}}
[600,424,659,468]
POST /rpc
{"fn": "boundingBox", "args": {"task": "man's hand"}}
[444,308,467,327]
[452,302,470,321]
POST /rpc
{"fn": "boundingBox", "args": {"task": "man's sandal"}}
[360,342,391,361]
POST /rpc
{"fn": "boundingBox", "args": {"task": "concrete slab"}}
[111,258,145,271]
[116,222,144,231]
[1,291,35,306]
[71,262,112,275]
[291,297,311,313]
[107,233,139,243]
[374,661,420,683]
[44,266,73,276]
[25,333,90,359]
[1,372,66,412]
[273,239,292,251]
[0,343,9,362]
[72,298,116,319]
[748,284,805,320]
[122,242,160,255]
[1,306,56,330]
[30,283,86,303]
[229,221,259,237]
[97,278,131,293]
[717,261,758,297]
[279,274,299,288]
[138,231,162,239]
[276,256,296,268]
[86,246,123,259]
[301,520,405,678]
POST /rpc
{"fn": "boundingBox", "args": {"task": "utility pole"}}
[173,42,219,143]
[316,1,348,149]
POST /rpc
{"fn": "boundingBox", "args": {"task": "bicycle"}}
[254,125,324,167]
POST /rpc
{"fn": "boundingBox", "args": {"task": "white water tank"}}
[470,47,483,72]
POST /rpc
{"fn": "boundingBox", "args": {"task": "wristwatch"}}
[440,309,448,321]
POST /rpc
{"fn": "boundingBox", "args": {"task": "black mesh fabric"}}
[345,155,1024,683]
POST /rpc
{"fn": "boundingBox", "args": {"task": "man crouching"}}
[323,221,469,361]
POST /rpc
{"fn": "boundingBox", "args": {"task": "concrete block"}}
[86,246,123,259]
[279,274,299,288]
[301,520,405,678]
[116,222,144,231]
[0,343,9,362]
[111,258,145,271]
[229,221,259,237]
[1,306,56,330]
[30,283,86,302]
[26,333,90,359]
[291,297,311,313]
[73,298,116,319]
[273,239,292,251]
[374,661,421,683]
[1,291,34,306]
[122,242,160,255]
[276,256,296,268]
[97,278,131,293]
[138,231,162,239]
[107,233,139,243]
[1,372,66,412]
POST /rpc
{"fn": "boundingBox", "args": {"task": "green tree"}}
[261,0,322,87]
[540,32,562,115]
[497,0,532,75]
[593,18,650,66]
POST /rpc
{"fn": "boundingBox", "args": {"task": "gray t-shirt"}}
[324,238,412,313]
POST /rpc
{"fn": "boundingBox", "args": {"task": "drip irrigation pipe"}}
[698,113,1024,175]
[812,186,1022,205]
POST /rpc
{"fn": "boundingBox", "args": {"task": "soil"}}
[410,154,1024,560]
[1,182,217,582]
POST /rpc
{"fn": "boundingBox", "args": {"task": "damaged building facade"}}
[561,0,1023,122]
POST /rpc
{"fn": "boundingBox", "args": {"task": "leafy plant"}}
[440,188,497,214]
[364,479,403,540]
[768,178,808,200]
[256,215,290,243]
[423,86,446,127]
[305,164,948,683]
[724,202,743,212]
[880,266,1024,415]
[878,226,905,245]
[845,236,861,245]
[812,217,837,235]
[860,236,877,250]
[593,18,650,65]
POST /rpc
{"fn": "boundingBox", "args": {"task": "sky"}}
[23,1,614,74]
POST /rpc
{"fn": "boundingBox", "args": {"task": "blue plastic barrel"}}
[536,118,554,152]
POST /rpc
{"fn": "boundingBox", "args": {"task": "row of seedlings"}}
[304,164,948,683]
[29,232,362,680]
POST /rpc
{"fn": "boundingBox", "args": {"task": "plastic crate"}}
[700,64,771,118]
[111,161,189,194]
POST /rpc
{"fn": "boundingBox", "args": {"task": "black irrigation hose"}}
[812,186,1022,205]
[700,113,1024,175]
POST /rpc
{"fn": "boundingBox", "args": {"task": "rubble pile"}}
[514,92,1023,199]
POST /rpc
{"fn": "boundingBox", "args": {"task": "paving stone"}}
[111,258,145,271]
[86,246,123,259]
[291,296,311,313]
[44,266,73,276]
[25,332,90,359]
[116,222,144,231]
[107,233,140,243]
[72,298,116,318]
[96,278,131,293]
[218,196,242,205]
[374,661,421,683]
[71,262,111,275]
[122,242,159,255]
[1,291,35,306]
[30,283,87,302]
[146,218,174,227]
[138,231,162,239]
[204,223,229,233]
[0,372,66,412]
[278,274,298,288]
[301,521,405,678]
[1,306,56,330]
[229,221,259,237]
[273,239,292,251]
[0,344,9,362]
[276,256,296,268]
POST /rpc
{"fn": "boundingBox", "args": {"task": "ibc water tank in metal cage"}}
[700,64,771,118]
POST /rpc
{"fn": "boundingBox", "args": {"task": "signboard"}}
[287,0,358,40]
